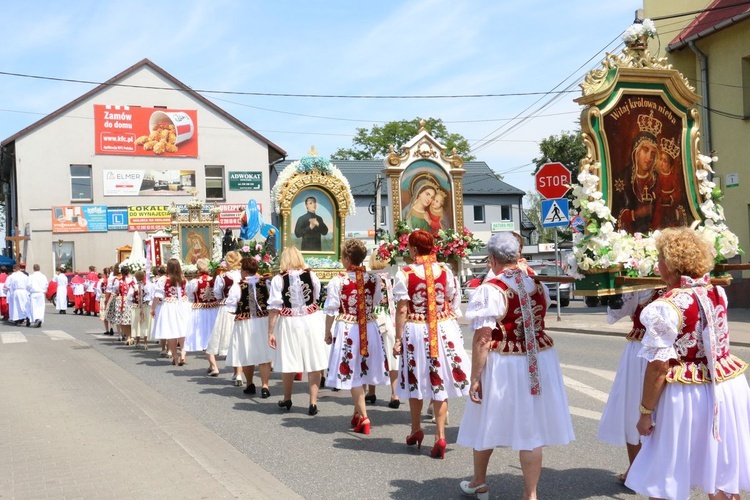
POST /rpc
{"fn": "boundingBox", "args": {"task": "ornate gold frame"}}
[167,202,221,265]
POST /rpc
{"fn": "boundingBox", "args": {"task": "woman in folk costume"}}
[208,251,244,383]
[104,264,120,335]
[128,270,153,349]
[98,268,112,334]
[0,266,9,320]
[111,264,136,345]
[225,257,274,398]
[324,239,389,434]
[457,232,574,500]
[596,287,666,484]
[182,258,221,365]
[52,266,69,314]
[151,258,190,366]
[392,229,470,459]
[367,252,401,409]
[268,246,328,415]
[626,228,750,499]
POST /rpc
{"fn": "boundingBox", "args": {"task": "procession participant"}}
[457,232,574,500]
[225,257,274,397]
[324,239,388,433]
[208,251,244,382]
[5,264,30,326]
[268,246,327,415]
[127,270,152,349]
[392,229,470,459]
[70,273,85,315]
[104,264,119,335]
[84,265,98,316]
[151,259,190,366]
[183,258,220,365]
[626,228,750,499]
[0,266,9,320]
[368,252,401,409]
[111,264,136,345]
[152,266,169,357]
[99,268,113,335]
[596,288,666,484]
[52,266,69,315]
[26,264,48,328]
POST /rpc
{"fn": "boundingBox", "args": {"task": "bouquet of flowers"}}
[238,240,277,274]
[433,227,484,262]
[375,220,411,265]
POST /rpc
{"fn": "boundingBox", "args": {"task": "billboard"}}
[107,207,129,230]
[103,169,197,197]
[94,105,198,157]
[127,205,172,232]
[52,205,108,233]
[228,171,263,190]
[217,202,263,229]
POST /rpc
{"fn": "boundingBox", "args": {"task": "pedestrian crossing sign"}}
[541,198,569,228]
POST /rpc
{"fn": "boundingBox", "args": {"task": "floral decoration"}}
[120,257,147,274]
[621,18,657,43]
[270,155,355,215]
[375,220,483,265]
[212,232,222,262]
[569,155,742,278]
[238,240,278,274]
[305,257,344,269]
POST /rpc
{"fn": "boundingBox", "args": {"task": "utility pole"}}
[374,175,382,244]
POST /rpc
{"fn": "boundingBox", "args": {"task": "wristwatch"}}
[639,404,654,415]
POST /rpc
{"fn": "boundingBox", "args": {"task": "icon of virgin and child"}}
[400,168,453,233]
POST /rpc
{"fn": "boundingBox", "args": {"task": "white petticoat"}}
[375,311,399,373]
[225,316,274,367]
[152,301,190,340]
[184,307,220,352]
[206,306,233,356]
[394,318,471,402]
[457,348,575,451]
[274,311,328,373]
[130,305,152,340]
[326,319,389,390]
[597,340,647,446]
[625,375,750,499]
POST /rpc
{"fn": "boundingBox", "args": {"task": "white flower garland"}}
[271,157,356,216]
[622,18,657,43]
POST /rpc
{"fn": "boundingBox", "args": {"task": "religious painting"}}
[602,94,695,234]
[53,241,74,272]
[399,159,453,232]
[179,225,212,264]
[290,187,336,254]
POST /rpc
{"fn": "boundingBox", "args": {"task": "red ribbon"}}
[349,265,369,357]
[415,254,439,358]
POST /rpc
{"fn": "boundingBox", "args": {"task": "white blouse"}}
[323,271,382,317]
[465,273,550,331]
[606,289,656,325]
[213,270,241,300]
[392,263,462,316]
[267,269,320,315]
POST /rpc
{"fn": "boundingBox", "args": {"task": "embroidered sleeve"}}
[185,279,198,302]
[323,277,341,316]
[465,284,506,331]
[638,301,680,362]
[372,275,383,309]
[153,279,166,300]
[311,271,321,303]
[392,270,409,302]
[225,283,241,313]
[607,291,639,324]
[267,275,284,310]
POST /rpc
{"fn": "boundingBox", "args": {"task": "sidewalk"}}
[0,328,302,500]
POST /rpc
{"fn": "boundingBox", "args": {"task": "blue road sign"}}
[541,198,569,228]
[570,214,584,233]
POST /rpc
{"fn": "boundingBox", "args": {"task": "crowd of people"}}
[2,226,748,499]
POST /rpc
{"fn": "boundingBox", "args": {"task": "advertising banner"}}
[228,171,263,191]
[103,169,197,197]
[107,207,129,230]
[52,206,108,233]
[217,202,263,229]
[127,205,172,232]
[94,105,198,157]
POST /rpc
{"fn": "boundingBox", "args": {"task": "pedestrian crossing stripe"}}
[1,332,27,343]
[43,330,76,341]
[541,198,569,228]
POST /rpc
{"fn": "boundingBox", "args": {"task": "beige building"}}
[644,0,750,305]
[1,59,285,277]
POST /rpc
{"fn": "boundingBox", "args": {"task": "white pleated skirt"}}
[152,301,190,340]
[274,311,328,373]
[131,305,152,340]
[326,319,389,390]
[597,340,647,446]
[457,348,575,451]
[626,375,750,499]
[206,307,233,356]
[225,316,274,367]
[184,307,220,352]
[375,311,399,373]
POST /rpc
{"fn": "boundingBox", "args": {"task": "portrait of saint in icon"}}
[291,187,336,253]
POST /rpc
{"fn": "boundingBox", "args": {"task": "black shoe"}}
[365,394,376,405]
[25,319,30,327]
[61,310,66,314]
[14,320,23,326]
[320,375,326,388]
[34,320,42,328]
[308,404,319,416]
[278,400,292,411]
[109,328,114,335]
[243,383,256,395]
[261,387,271,399]
[388,398,401,409]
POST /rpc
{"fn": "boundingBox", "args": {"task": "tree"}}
[532,130,586,181]
[331,117,475,161]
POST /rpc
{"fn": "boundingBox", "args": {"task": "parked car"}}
[46,271,88,307]
[462,268,488,303]
[461,262,571,307]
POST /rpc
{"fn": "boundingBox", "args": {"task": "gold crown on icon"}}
[660,137,680,159]
[637,111,663,136]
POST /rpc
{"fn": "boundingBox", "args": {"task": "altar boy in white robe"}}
[52,267,69,314]
[26,264,48,327]
[5,264,30,326]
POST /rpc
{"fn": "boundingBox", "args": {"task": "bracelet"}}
[639,404,654,415]
[394,339,402,343]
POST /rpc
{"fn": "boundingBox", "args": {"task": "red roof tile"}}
[668,0,750,50]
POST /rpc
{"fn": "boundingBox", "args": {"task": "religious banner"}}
[94,105,198,157]
[52,205,108,233]
[127,205,171,232]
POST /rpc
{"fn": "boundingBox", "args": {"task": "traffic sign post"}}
[541,198,569,228]
[535,162,571,199]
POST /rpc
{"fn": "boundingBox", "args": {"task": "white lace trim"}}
[640,301,681,348]
[638,345,678,362]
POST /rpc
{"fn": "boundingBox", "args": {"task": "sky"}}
[0,0,645,198]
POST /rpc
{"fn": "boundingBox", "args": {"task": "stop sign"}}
[535,162,571,199]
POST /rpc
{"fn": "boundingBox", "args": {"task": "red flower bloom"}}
[407,343,415,352]
[452,367,467,382]
[454,356,462,363]
[429,371,443,387]
[361,360,368,373]
[408,371,418,385]
[409,359,416,367]
[347,352,354,359]
[447,341,455,349]
[433,360,441,368]
[339,362,351,376]
[346,338,353,345]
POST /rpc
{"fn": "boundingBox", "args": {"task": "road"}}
[1,302,749,499]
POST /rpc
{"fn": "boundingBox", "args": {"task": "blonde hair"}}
[656,227,715,278]
[196,258,210,273]
[279,246,306,272]
[369,252,388,271]
[224,251,242,270]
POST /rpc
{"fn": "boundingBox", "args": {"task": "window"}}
[743,57,750,119]
[473,205,485,223]
[70,165,92,201]
[205,165,225,200]
[380,205,387,226]
[501,205,511,221]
